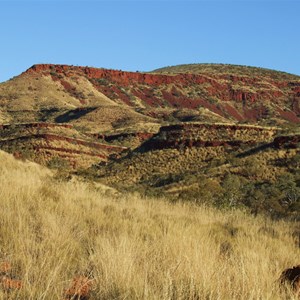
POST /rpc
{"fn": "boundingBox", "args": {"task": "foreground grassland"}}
[0,151,299,299]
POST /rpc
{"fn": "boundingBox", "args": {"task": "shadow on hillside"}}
[39,108,60,122]
[55,107,97,123]
[236,142,273,158]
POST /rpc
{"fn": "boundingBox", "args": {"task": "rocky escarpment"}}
[0,122,73,130]
[0,134,127,168]
[139,123,279,151]
[23,64,300,124]
[0,122,128,168]
[0,133,127,153]
[91,132,154,149]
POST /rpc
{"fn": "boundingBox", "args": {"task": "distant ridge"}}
[0,62,299,126]
[152,63,300,80]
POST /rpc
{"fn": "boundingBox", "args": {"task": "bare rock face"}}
[280,265,300,293]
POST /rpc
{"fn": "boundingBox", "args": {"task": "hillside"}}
[153,63,300,80]
[0,150,299,299]
[1,63,299,126]
[0,63,299,217]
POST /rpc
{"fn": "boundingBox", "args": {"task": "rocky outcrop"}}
[0,122,73,129]
[25,64,221,86]
[140,123,278,151]
[93,132,154,143]
[0,130,128,168]
[0,134,127,154]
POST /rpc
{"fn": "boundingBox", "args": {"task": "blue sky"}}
[0,0,299,82]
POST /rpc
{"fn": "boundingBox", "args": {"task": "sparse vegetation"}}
[97,133,299,219]
[46,156,71,169]
[153,63,300,80]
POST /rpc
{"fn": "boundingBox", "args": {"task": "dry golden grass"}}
[0,150,299,299]
[0,72,116,111]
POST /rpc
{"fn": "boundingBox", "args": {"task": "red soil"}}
[277,108,300,123]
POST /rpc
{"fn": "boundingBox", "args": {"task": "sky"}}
[0,0,299,82]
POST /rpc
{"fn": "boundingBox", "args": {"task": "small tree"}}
[217,174,246,209]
